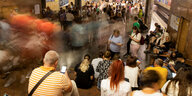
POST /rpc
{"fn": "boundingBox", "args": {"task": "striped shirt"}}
[28,66,71,96]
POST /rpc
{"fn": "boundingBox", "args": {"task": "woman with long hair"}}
[162,67,192,96]
[130,26,141,57]
[101,60,131,96]
[75,54,94,89]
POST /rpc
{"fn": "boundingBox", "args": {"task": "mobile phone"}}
[136,60,141,63]
[61,66,66,74]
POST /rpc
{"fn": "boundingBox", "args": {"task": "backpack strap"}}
[124,78,129,82]
[28,70,55,96]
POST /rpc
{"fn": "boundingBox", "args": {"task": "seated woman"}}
[161,67,192,96]
[153,36,171,55]
[75,55,94,89]
[124,56,140,90]
[101,60,132,96]
[130,70,166,96]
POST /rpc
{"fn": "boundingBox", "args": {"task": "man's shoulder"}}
[32,68,64,76]
[145,66,154,70]
[32,67,42,73]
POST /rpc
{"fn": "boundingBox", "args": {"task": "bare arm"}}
[129,35,140,43]
[63,71,72,92]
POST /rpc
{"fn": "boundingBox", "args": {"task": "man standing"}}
[28,50,79,96]
[66,10,74,29]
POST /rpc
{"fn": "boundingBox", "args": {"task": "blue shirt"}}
[109,35,123,52]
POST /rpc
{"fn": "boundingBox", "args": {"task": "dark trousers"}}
[110,50,120,59]
[126,39,132,54]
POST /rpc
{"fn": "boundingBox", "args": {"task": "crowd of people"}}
[28,48,192,96]
[27,1,192,96]
[42,0,144,30]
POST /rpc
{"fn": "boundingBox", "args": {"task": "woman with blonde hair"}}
[75,54,94,89]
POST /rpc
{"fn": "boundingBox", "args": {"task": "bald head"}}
[43,50,59,66]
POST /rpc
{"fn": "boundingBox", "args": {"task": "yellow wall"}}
[46,0,75,11]
[82,0,93,6]
[46,0,60,11]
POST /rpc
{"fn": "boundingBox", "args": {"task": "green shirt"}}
[131,22,140,33]
[133,22,140,29]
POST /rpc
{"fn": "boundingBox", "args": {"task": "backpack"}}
[140,36,145,45]
[60,13,66,21]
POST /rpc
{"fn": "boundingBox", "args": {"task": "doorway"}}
[176,17,190,55]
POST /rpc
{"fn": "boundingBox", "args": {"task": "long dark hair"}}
[165,67,192,96]
[132,26,140,35]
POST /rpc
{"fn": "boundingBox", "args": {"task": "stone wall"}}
[167,0,192,65]
[0,0,42,19]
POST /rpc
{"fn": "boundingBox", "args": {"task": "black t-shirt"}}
[75,63,94,89]
[174,61,187,71]
[162,41,171,52]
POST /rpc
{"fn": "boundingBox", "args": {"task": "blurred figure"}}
[66,10,74,29]
[101,60,131,96]
[46,7,53,20]
[162,67,192,96]
[96,51,111,89]
[58,8,66,30]
[124,56,140,90]
[130,70,166,96]
[75,54,94,89]
[138,4,143,18]
[0,20,11,43]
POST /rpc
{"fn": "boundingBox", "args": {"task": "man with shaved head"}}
[28,50,79,96]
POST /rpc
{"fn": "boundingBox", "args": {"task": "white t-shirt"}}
[109,35,123,52]
[162,80,192,96]
[91,58,103,79]
[132,90,163,96]
[101,78,131,96]
[160,32,169,45]
[66,13,74,21]
[131,33,141,45]
[161,80,179,96]
[124,66,139,87]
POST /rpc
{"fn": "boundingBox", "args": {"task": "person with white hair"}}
[28,50,79,96]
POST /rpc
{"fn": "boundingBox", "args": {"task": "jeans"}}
[97,80,101,90]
